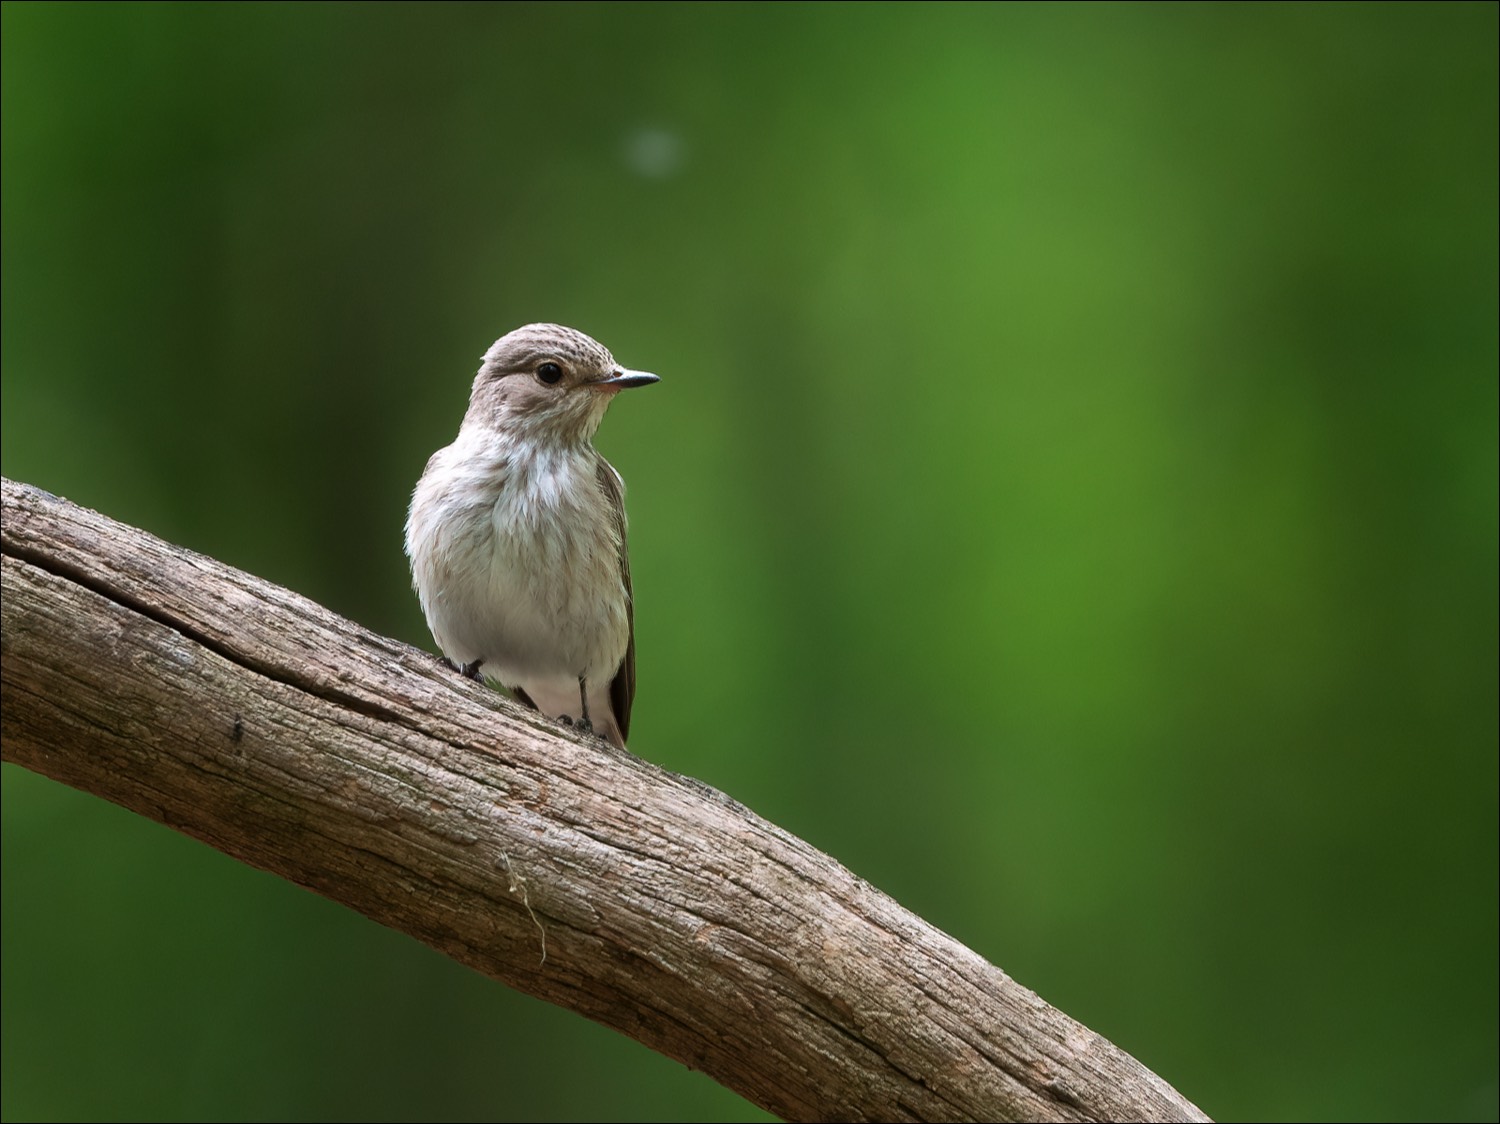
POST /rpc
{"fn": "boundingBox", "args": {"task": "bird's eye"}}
[537,362,563,385]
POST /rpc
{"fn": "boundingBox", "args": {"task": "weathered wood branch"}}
[0,476,1209,1123]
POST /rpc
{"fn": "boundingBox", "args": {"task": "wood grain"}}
[1,476,1209,1123]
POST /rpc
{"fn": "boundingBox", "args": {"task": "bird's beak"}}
[594,368,661,390]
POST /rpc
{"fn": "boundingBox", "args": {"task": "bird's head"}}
[463,323,659,446]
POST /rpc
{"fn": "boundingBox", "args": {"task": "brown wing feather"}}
[594,454,636,742]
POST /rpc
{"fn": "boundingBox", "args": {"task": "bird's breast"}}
[432,445,629,681]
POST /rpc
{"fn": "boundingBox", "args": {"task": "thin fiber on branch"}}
[0,476,1209,1123]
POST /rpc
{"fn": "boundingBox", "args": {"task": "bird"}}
[405,323,659,747]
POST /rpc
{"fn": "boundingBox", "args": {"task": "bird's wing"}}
[594,454,636,742]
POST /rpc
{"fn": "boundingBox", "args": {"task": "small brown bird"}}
[405,324,659,746]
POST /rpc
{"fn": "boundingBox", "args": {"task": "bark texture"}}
[0,476,1210,1123]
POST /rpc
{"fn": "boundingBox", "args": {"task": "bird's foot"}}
[440,656,486,682]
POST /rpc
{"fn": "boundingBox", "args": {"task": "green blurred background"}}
[3,3,1495,1121]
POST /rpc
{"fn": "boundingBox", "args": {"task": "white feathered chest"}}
[406,429,630,685]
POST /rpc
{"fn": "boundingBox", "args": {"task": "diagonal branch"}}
[0,476,1210,1123]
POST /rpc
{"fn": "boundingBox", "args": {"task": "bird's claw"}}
[439,656,485,682]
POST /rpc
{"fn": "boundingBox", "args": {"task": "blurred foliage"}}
[3,3,1496,1122]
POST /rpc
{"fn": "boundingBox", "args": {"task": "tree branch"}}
[0,476,1209,1123]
